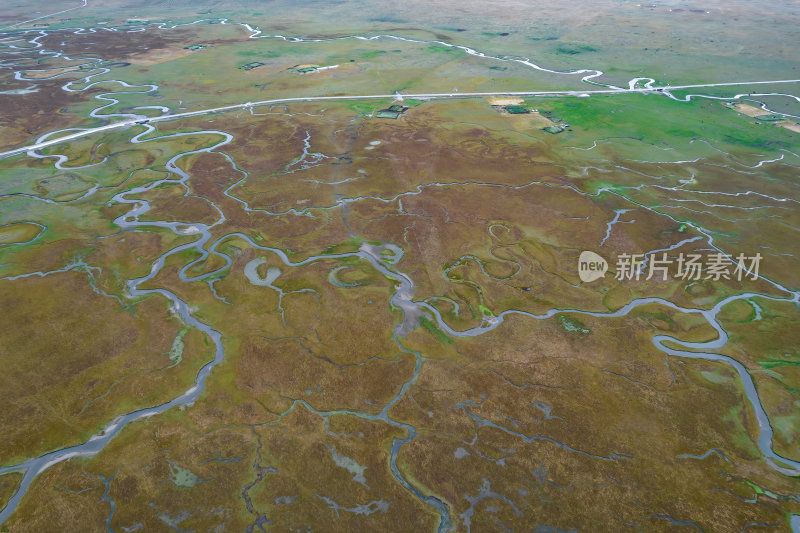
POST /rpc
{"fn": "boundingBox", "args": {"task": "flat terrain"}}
[1,1,800,531]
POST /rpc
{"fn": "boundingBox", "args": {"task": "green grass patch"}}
[427,45,459,54]
[420,316,453,344]
[560,315,590,334]
[542,94,794,154]
[759,360,800,369]
[555,43,598,55]
[359,50,387,59]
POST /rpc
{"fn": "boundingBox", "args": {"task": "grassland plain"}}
[1,1,800,531]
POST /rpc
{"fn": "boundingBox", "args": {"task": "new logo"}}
[578,251,608,282]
